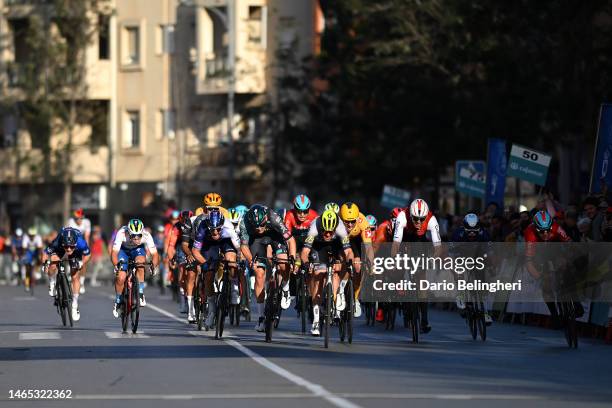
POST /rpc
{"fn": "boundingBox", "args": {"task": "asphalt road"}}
[1,284,611,408]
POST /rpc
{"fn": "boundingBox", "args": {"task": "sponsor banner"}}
[455,160,486,198]
[507,144,551,186]
[355,242,612,303]
[590,104,612,193]
[380,185,411,209]
[485,138,507,207]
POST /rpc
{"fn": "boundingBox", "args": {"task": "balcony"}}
[205,53,229,78]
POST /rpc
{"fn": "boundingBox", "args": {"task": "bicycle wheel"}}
[562,302,578,349]
[467,304,477,340]
[195,274,203,331]
[477,302,487,342]
[121,276,130,333]
[60,273,73,328]
[346,280,354,344]
[131,275,140,334]
[264,281,275,343]
[324,282,332,349]
[410,302,419,343]
[215,275,229,339]
[56,274,67,327]
[299,277,307,334]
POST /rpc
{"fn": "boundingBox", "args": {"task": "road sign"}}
[507,144,551,186]
[455,160,486,198]
[380,185,411,209]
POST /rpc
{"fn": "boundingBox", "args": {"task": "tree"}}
[12,0,111,221]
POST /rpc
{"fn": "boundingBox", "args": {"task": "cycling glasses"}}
[411,216,427,223]
[63,245,76,250]
[130,233,143,239]
[296,209,309,215]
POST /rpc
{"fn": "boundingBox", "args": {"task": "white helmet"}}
[409,199,429,219]
[15,228,23,237]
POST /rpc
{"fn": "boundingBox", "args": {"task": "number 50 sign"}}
[507,144,552,186]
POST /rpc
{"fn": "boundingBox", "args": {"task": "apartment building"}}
[0,0,322,232]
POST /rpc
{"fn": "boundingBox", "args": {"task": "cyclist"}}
[22,227,43,292]
[239,204,297,332]
[11,228,25,285]
[451,213,493,325]
[203,192,230,219]
[524,210,583,324]
[191,209,242,328]
[298,209,354,335]
[391,199,442,333]
[285,194,318,250]
[43,228,90,322]
[373,207,401,253]
[166,210,193,317]
[338,202,374,318]
[111,219,160,318]
[324,202,340,214]
[67,208,92,294]
[366,215,377,233]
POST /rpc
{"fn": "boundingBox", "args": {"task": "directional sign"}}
[380,185,411,209]
[455,161,486,198]
[507,144,551,186]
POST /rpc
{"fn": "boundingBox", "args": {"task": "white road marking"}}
[104,331,150,339]
[145,301,362,408]
[19,332,61,340]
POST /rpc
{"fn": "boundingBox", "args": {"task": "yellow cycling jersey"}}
[346,212,373,243]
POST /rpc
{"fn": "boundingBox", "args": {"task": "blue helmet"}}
[205,209,225,231]
[293,194,311,211]
[533,210,553,232]
[234,205,248,218]
[463,213,480,232]
[365,214,377,228]
[61,228,78,247]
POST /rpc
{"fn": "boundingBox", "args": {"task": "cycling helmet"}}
[366,215,377,228]
[61,228,78,247]
[73,208,84,218]
[27,227,37,235]
[171,210,180,220]
[533,210,553,232]
[340,202,360,221]
[205,209,225,231]
[179,210,193,224]
[248,204,268,227]
[463,213,481,232]
[324,202,340,214]
[228,207,241,224]
[195,207,205,216]
[390,207,402,220]
[234,205,248,218]
[293,194,311,211]
[15,228,23,237]
[203,192,222,207]
[409,199,429,220]
[127,219,144,236]
[321,209,339,232]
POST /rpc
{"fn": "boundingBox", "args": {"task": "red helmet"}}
[390,207,402,220]
[179,210,193,223]
[73,208,84,218]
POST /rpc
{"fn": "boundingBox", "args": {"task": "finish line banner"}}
[357,242,612,303]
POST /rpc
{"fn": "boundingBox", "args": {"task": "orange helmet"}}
[203,192,222,207]
[340,202,360,222]
[195,207,205,216]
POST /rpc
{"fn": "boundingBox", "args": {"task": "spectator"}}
[583,196,603,241]
[562,210,581,242]
[489,214,505,241]
[0,230,11,284]
[88,226,106,287]
[603,207,612,242]
[504,213,522,242]
[577,217,592,242]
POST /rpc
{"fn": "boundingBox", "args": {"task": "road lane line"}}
[145,301,361,408]
[74,393,316,400]
[19,332,61,340]
[104,331,150,339]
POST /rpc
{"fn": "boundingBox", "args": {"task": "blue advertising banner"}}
[380,185,411,209]
[485,138,507,207]
[590,104,612,193]
[455,161,486,198]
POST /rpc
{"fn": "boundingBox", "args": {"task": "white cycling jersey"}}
[67,217,91,237]
[393,210,442,246]
[22,234,43,250]
[112,226,157,253]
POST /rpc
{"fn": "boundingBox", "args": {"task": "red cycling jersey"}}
[373,220,393,253]
[524,222,571,258]
[284,209,318,234]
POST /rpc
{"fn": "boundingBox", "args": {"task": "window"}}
[158,25,175,54]
[163,109,175,139]
[124,111,140,148]
[126,27,140,65]
[248,6,263,44]
[98,15,110,60]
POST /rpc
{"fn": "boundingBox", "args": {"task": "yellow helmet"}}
[340,202,360,222]
[203,192,222,207]
[195,207,205,216]
[320,210,339,232]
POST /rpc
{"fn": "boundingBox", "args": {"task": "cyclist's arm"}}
[192,242,207,265]
[110,229,124,267]
[391,211,407,256]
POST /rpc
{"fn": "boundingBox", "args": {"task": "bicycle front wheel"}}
[324,282,332,349]
[346,280,354,344]
[60,273,73,328]
[131,275,140,334]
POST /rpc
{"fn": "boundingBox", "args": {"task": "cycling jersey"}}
[373,220,394,252]
[345,212,373,243]
[193,221,240,251]
[303,217,351,250]
[22,234,43,251]
[112,226,157,253]
[239,207,291,246]
[45,228,90,258]
[393,210,441,246]
[66,217,91,238]
[524,222,571,258]
[284,209,318,238]
[451,227,491,243]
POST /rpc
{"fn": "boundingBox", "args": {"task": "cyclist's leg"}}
[47,253,61,295]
